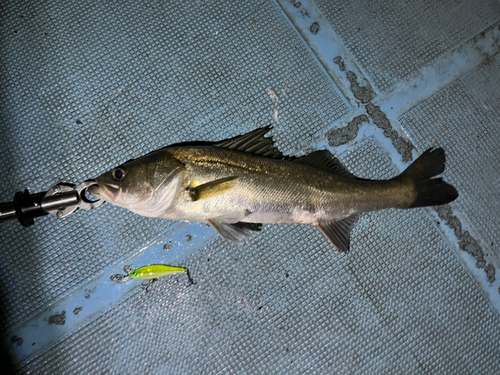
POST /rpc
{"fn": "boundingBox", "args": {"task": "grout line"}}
[276,0,500,312]
[8,222,217,364]
[275,0,415,162]
[378,21,500,119]
[274,0,368,108]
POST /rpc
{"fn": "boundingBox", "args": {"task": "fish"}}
[128,264,187,279]
[90,127,458,252]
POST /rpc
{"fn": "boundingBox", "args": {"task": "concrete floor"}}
[1,0,500,373]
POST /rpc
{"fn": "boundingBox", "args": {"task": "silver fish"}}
[90,127,458,251]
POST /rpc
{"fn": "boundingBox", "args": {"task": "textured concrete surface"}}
[1,0,499,373]
[400,56,500,269]
[315,0,500,92]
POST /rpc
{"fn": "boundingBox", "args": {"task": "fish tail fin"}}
[398,148,458,208]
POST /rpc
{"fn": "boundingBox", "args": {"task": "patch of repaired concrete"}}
[365,104,414,163]
[332,56,414,162]
[345,71,375,103]
[48,311,66,326]
[327,115,369,146]
[310,22,319,34]
[436,205,495,284]
[333,56,345,71]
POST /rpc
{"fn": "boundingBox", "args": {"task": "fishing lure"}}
[128,264,195,287]
[128,264,187,279]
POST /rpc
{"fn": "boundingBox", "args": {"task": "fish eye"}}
[112,168,126,181]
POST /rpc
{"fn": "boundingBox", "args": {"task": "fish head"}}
[128,269,140,278]
[89,151,185,217]
[89,159,151,205]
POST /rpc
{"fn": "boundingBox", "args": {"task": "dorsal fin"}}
[213,126,283,159]
[295,150,357,180]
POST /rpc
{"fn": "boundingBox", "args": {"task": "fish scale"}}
[169,146,405,221]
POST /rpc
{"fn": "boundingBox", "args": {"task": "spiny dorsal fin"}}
[213,126,283,159]
[189,177,238,201]
[316,214,360,252]
[295,150,357,180]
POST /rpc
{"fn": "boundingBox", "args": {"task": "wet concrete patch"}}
[333,56,345,71]
[110,274,130,284]
[83,286,96,299]
[11,335,23,346]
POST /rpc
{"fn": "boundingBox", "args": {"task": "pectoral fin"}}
[207,211,262,245]
[316,214,360,252]
[189,177,238,201]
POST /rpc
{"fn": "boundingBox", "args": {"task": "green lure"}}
[128,264,187,280]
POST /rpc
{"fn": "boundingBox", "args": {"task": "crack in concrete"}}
[327,115,369,146]
[436,205,496,284]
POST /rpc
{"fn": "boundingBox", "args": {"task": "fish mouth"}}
[89,180,121,202]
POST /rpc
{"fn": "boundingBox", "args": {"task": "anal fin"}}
[207,210,262,245]
[316,214,360,252]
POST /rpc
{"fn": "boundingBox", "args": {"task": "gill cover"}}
[94,150,185,217]
[127,151,185,217]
